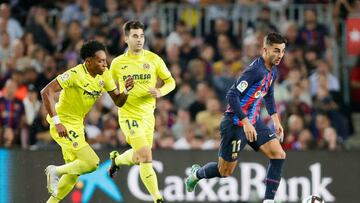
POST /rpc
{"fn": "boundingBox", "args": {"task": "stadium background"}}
[0,0,360,202]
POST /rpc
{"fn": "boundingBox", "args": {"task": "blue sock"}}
[196,162,221,179]
[264,159,285,200]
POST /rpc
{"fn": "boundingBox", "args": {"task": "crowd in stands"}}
[0,0,359,151]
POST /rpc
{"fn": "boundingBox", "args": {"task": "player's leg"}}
[252,121,286,203]
[185,116,245,192]
[46,143,79,202]
[56,144,99,175]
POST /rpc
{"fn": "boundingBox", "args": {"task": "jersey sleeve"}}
[103,68,117,92]
[56,68,77,89]
[109,59,119,82]
[156,56,172,80]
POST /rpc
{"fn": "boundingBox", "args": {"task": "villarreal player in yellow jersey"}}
[109,21,175,203]
[41,40,134,203]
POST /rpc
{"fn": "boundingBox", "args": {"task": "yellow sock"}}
[139,163,162,201]
[46,196,60,203]
[57,145,99,175]
[56,174,79,200]
[115,149,135,166]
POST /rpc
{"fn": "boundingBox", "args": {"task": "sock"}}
[263,200,275,203]
[115,149,135,166]
[57,146,99,175]
[264,159,285,200]
[56,174,79,200]
[139,162,162,201]
[196,162,221,179]
[46,196,60,203]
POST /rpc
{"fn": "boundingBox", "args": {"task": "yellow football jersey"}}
[50,64,116,125]
[110,50,172,118]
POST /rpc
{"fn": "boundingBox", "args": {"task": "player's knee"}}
[136,147,152,163]
[87,155,100,172]
[273,150,286,159]
[218,166,234,177]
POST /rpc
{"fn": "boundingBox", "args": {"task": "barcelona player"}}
[108,20,176,203]
[41,40,134,203]
[185,33,287,203]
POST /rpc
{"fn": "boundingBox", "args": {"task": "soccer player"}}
[41,40,134,203]
[185,33,287,203]
[108,20,176,203]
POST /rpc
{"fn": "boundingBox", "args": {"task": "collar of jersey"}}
[259,57,274,72]
[125,50,145,59]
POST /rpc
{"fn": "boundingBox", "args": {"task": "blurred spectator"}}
[0,31,15,75]
[297,9,330,56]
[174,82,196,110]
[281,21,301,50]
[320,127,343,150]
[350,57,360,112]
[205,18,236,52]
[179,31,199,65]
[173,124,205,150]
[149,32,166,59]
[145,17,162,47]
[309,59,340,96]
[188,82,215,120]
[0,79,27,148]
[61,0,92,27]
[186,59,213,89]
[166,20,187,50]
[23,84,40,126]
[123,0,154,26]
[85,108,104,149]
[283,114,305,150]
[0,3,23,41]
[196,98,223,140]
[295,129,315,150]
[29,104,51,147]
[156,128,175,149]
[247,6,278,34]
[171,108,191,140]
[26,6,56,53]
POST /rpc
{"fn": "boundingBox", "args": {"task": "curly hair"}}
[80,40,106,60]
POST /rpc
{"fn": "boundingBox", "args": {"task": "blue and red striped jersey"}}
[226,57,277,126]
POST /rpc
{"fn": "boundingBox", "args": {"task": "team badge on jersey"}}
[143,63,150,69]
[60,73,70,82]
[99,80,105,88]
[237,81,248,93]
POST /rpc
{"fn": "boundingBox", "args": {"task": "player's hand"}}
[274,121,284,142]
[55,123,68,138]
[124,76,134,92]
[148,88,161,98]
[242,118,257,142]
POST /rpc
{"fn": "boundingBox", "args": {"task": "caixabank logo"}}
[75,160,123,203]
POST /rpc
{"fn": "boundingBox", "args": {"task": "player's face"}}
[125,28,145,53]
[90,50,107,75]
[265,43,286,66]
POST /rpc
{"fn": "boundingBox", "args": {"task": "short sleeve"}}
[156,56,171,80]
[56,69,77,89]
[103,68,117,92]
[110,59,118,82]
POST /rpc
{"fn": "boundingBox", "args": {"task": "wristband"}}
[52,115,61,125]
[123,88,129,95]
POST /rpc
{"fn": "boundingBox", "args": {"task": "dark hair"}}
[123,20,144,36]
[264,32,287,46]
[80,40,106,60]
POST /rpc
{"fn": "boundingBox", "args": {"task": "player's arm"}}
[149,57,176,98]
[264,74,284,141]
[108,76,134,107]
[226,67,258,142]
[40,79,68,138]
